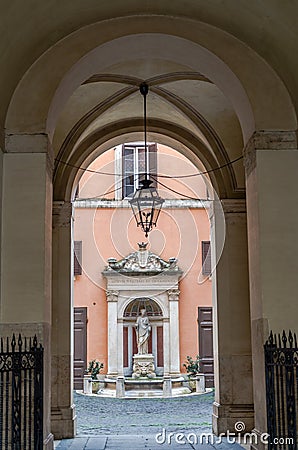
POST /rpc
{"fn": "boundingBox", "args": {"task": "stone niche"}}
[102,243,183,378]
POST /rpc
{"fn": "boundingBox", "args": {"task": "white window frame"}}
[114,143,153,200]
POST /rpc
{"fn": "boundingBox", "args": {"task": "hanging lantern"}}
[129,179,164,237]
[129,83,164,237]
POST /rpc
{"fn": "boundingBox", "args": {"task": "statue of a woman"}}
[135,308,151,354]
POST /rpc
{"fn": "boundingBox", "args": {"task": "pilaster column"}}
[117,318,124,376]
[106,290,119,376]
[211,199,254,435]
[1,133,54,449]
[244,130,298,448]
[51,200,76,439]
[168,289,180,376]
[163,318,170,375]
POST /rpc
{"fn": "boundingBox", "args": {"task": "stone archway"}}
[0,6,297,449]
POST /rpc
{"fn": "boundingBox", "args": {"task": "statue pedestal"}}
[132,354,156,379]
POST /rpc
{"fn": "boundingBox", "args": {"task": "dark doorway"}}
[74,307,87,389]
[198,307,214,387]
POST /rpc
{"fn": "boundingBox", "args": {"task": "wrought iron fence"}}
[0,334,43,450]
[264,330,298,450]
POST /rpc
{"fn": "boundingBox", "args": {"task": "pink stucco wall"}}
[74,144,212,373]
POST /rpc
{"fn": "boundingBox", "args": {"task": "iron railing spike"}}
[269,330,274,345]
[11,333,16,351]
[289,330,293,347]
[18,333,23,349]
[282,330,287,347]
[33,334,38,349]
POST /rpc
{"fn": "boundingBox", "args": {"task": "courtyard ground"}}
[54,390,244,449]
[74,390,214,436]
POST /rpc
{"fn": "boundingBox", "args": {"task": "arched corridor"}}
[0,3,298,449]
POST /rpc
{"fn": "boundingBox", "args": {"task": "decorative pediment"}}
[104,242,181,275]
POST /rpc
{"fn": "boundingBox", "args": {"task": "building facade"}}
[73,143,213,385]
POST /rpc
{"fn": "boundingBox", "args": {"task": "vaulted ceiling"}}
[1,1,297,199]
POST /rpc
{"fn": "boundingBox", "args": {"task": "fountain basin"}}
[95,376,192,398]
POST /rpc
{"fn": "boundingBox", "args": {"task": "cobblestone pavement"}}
[74,390,214,435]
[55,390,245,449]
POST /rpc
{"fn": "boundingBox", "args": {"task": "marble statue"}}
[135,308,151,354]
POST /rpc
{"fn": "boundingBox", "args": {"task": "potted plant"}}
[183,355,204,392]
[85,360,104,393]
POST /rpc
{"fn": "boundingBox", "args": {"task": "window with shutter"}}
[122,143,158,198]
[74,240,82,276]
[202,241,211,276]
[122,145,135,198]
